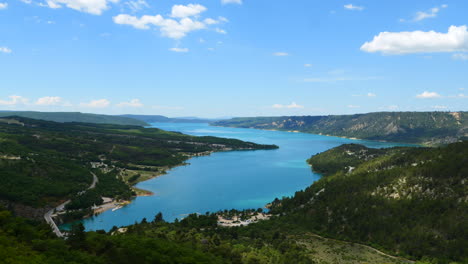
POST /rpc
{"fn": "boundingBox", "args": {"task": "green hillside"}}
[267,142,468,263]
[0,117,277,210]
[0,111,148,126]
[212,112,468,145]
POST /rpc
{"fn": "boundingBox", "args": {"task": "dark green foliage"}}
[0,117,276,207]
[0,207,316,263]
[269,141,468,263]
[212,112,468,144]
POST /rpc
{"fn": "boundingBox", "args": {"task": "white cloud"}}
[117,99,143,107]
[0,95,29,106]
[125,0,149,13]
[452,53,468,61]
[171,4,206,18]
[215,28,227,34]
[113,12,209,39]
[361,25,468,55]
[273,52,289,56]
[169,47,189,53]
[272,102,304,109]
[221,0,242,5]
[344,4,364,11]
[304,64,312,67]
[218,16,229,23]
[204,18,218,25]
[35,96,63,106]
[416,91,441,99]
[44,0,119,15]
[80,99,110,108]
[432,105,447,109]
[414,5,447,22]
[0,2,8,9]
[458,93,468,98]
[367,92,376,97]
[0,47,12,53]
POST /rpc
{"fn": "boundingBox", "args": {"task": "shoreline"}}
[211,124,423,146]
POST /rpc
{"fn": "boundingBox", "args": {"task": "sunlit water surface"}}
[67,123,409,231]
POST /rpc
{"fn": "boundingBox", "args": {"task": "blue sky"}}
[0,0,467,117]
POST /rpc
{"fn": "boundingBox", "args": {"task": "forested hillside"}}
[0,111,148,126]
[0,117,276,213]
[268,142,468,263]
[212,112,468,145]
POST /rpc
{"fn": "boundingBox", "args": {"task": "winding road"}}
[44,172,98,238]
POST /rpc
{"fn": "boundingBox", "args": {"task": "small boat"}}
[112,205,123,212]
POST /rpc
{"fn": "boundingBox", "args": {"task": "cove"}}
[72,123,410,231]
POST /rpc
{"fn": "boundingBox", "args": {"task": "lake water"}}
[74,123,409,231]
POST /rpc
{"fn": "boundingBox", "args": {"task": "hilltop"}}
[212,112,468,145]
[0,111,148,126]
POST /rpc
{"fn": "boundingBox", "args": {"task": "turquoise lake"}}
[75,123,408,231]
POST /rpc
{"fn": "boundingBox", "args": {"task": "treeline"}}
[0,207,314,264]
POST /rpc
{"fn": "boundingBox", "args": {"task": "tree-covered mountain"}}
[212,112,468,145]
[121,114,220,123]
[267,141,468,263]
[0,117,277,215]
[0,111,148,126]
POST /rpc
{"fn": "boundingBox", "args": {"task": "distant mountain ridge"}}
[121,114,221,123]
[0,111,148,126]
[212,112,468,145]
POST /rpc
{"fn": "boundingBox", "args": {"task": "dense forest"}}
[267,142,468,263]
[1,116,466,263]
[0,111,148,126]
[212,112,468,145]
[0,116,277,210]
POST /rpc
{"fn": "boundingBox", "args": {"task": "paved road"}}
[44,172,98,238]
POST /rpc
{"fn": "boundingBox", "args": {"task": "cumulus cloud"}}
[272,102,304,109]
[35,96,63,106]
[361,25,468,55]
[414,5,447,22]
[452,53,468,61]
[171,4,206,18]
[44,0,119,15]
[0,2,8,9]
[221,0,242,5]
[117,99,143,107]
[367,93,376,97]
[0,46,12,53]
[304,64,312,67]
[273,52,289,56]
[344,4,364,11]
[169,47,189,52]
[416,91,441,99]
[113,5,224,40]
[80,99,110,108]
[0,95,29,106]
